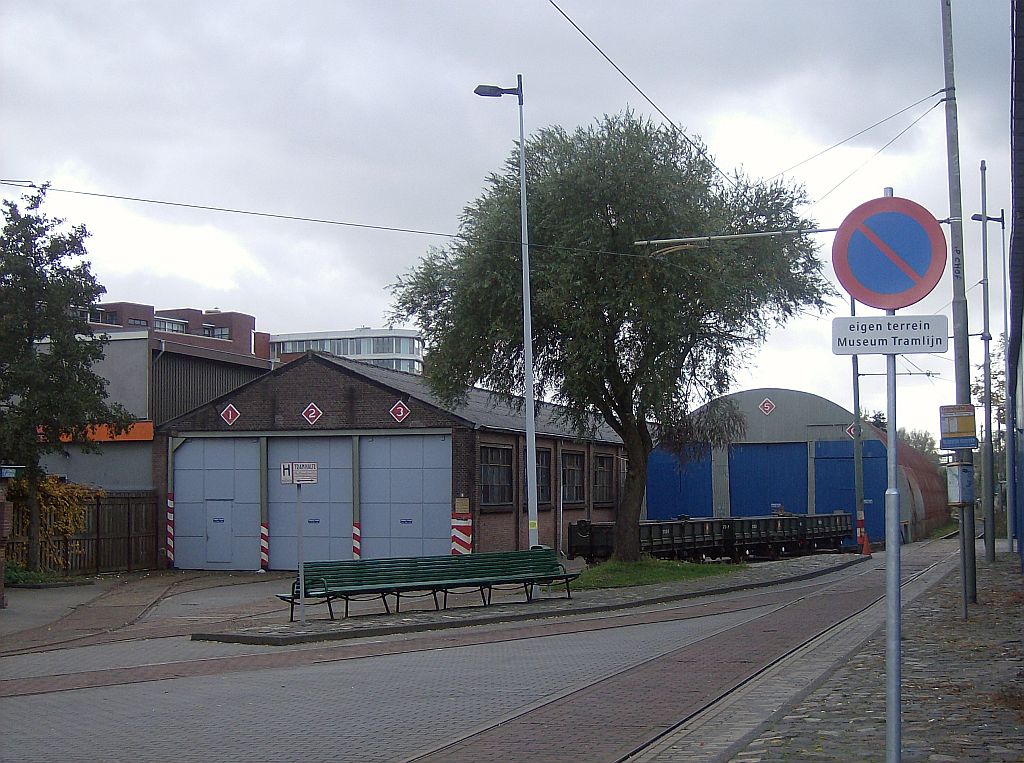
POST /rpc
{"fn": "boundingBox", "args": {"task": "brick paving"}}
[2,543,1020,763]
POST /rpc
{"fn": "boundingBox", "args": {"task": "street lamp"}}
[475,74,540,550]
[973,199,1014,554]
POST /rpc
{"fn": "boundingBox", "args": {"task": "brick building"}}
[157,352,624,570]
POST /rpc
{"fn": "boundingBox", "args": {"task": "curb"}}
[192,554,870,646]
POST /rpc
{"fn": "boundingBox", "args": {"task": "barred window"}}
[481,446,513,505]
[561,452,585,503]
[593,454,614,503]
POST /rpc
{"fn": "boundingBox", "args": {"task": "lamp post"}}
[475,74,539,549]
[973,201,1013,554]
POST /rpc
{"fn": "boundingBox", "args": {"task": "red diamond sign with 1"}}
[221,404,240,426]
[390,400,410,423]
[302,402,323,425]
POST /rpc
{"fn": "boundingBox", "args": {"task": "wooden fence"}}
[6,491,159,575]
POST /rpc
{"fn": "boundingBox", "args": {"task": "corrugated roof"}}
[315,353,622,444]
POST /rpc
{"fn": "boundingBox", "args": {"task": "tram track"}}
[401,542,958,763]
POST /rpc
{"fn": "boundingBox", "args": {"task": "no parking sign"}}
[832,197,946,310]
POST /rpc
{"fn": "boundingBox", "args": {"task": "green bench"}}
[277,547,578,621]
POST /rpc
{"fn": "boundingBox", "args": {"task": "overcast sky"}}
[1,1,1012,439]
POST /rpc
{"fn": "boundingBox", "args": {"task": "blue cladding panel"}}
[646,446,712,519]
[813,439,887,541]
[728,443,808,516]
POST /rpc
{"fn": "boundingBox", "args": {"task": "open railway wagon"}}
[567,513,853,564]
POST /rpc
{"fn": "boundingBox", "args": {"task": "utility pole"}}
[851,297,866,546]
[978,160,995,563]
[940,0,976,601]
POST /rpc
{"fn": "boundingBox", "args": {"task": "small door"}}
[206,500,233,563]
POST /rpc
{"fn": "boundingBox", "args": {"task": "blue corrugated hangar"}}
[646,388,946,543]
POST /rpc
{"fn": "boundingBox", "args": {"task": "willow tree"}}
[392,112,832,560]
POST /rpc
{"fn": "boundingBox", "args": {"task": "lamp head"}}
[474,85,506,97]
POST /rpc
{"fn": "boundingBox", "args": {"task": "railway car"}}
[567,512,853,564]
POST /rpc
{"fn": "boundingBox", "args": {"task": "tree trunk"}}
[26,475,41,572]
[614,448,649,562]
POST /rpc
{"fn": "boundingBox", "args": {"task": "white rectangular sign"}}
[292,462,318,484]
[280,462,293,484]
[832,315,948,355]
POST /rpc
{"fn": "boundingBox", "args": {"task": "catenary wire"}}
[768,89,947,180]
[547,0,735,187]
[0,179,664,264]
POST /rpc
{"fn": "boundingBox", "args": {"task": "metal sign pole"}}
[884,308,902,763]
[296,482,306,625]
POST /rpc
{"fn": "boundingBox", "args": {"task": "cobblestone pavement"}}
[719,551,1024,763]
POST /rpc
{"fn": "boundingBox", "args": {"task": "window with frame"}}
[561,451,585,503]
[480,446,513,505]
[593,454,615,503]
[523,449,552,505]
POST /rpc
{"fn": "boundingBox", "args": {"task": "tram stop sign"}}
[832,197,946,310]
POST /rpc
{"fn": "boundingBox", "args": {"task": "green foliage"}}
[572,556,739,590]
[7,475,101,538]
[897,427,941,470]
[391,112,832,559]
[0,188,133,466]
[4,560,61,585]
[0,187,133,569]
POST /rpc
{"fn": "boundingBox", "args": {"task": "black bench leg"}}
[344,597,350,618]
[432,590,440,610]
[383,593,393,614]
[524,583,532,603]
[479,587,487,607]
[289,598,295,623]
[327,597,335,620]
[564,579,572,599]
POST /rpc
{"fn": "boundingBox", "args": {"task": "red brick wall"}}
[159,355,625,556]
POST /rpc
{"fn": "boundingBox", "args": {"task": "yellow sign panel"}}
[939,405,976,437]
[528,520,538,530]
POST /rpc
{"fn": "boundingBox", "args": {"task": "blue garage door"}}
[268,437,354,570]
[359,434,453,559]
[646,446,712,519]
[814,439,887,541]
[172,437,261,570]
[728,443,808,516]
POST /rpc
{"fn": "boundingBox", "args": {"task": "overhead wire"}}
[809,99,945,208]
[547,0,735,187]
[0,179,656,264]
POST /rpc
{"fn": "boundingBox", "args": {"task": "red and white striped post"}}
[260,522,270,570]
[165,493,175,566]
[451,513,472,555]
[352,522,361,560]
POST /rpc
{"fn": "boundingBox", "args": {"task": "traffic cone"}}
[860,531,872,556]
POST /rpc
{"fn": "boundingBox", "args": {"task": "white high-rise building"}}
[269,327,423,374]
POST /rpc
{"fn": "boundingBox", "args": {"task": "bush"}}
[4,561,60,585]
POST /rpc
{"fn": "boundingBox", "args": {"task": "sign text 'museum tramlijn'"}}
[831,315,948,355]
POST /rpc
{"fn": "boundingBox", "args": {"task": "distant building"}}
[269,327,423,374]
[43,302,274,492]
[83,302,271,360]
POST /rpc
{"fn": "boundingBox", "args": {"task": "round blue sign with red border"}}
[832,197,946,310]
